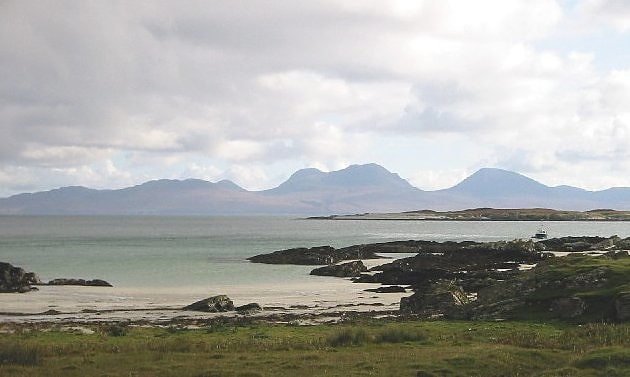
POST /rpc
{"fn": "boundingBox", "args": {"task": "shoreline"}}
[4,235,629,326]
[306,208,630,221]
[0,256,411,326]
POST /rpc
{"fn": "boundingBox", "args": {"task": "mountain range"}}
[1,163,629,215]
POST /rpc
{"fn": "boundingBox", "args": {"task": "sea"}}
[1,216,629,317]
[2,216,630,289]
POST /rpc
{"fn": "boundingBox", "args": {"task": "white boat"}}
[533,223,547,239]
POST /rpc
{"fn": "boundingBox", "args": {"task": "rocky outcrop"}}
[0,262,41,293]
[538,235,630,252]
[184,295,235,312]
[235,303,262,314]
[615,294,630,321]
[357,239,548,291]
[468,254,630,321]
[549,297,587,319]
[248,245,382,265]
[310,260,367,277]
[47,278,113,287]
[400,281,468,318]
[365,285,407,293]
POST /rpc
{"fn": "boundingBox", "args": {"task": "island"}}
[308,208,630,221]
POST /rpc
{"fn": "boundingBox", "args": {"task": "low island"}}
[309,208,630,221]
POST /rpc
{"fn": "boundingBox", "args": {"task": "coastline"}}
[0,257,410,326]
[307,208,630,221]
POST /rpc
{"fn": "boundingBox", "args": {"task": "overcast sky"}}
[1,0,630,197]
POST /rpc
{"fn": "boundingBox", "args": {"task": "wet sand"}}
[0,257,412,324]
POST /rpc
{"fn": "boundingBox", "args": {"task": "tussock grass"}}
[327,326,427,347]
[1,321,630,376]
[0,343,41,366]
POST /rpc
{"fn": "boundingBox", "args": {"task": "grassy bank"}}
[2,320,629,376]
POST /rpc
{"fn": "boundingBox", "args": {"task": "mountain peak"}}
[449,168,548,198]
[270,163,416,194]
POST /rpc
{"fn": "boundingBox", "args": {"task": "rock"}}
[365,285,407,293]
[47,278,113,287]
[615,293,630,321]
[235,303,262,313]
[310,260,367,277]
[539,236,621,252]
[606,250,630,259]
[0,262,41,293]
[248,245,381,265]
[400,282,469,318]
[549,297,587,319]
[184,295,235,312]
[40,309,62,315]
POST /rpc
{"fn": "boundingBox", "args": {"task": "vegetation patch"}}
[1,320,630,376]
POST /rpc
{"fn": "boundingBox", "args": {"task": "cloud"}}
[577,0,630,32]
[0,0,629,195]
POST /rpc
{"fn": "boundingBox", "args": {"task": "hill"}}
[1,164,629,214]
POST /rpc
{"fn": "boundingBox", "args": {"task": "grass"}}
[1,320,629,376]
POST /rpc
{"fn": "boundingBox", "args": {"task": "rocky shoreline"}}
[3,235,630,326]
[0,262,113,293]
[250,235,630,322]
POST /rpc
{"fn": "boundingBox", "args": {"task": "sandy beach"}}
[0,257,411,325]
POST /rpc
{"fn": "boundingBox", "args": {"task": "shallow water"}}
[1,216,628,289]
[1,216,628,316]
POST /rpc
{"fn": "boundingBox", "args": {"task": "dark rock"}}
[310,260,367,277]
[40,309,62,315]
[615,293,630,321]
[365,285,407,293]
[353,240,549,304]
[235,303,262,313]
[400,282,469,318]
[606,250,630,259]
[549,297,587,319]
[248,245,381,265]
[539,236,623,252]
[47,278,113,287]
[184,295,235,312]
[0,262,41,293]
[469,255,630,321]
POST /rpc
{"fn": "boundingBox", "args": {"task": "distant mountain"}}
[262,163,424,214]
[448,168,551,198]
[437,168,630,210]
[269,163,415,194]
[1,164,629,215]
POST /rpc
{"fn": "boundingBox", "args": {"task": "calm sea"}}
[1,216,629,290]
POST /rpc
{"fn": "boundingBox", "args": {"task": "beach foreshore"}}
[0,284,407,327]
[0,257,410,326]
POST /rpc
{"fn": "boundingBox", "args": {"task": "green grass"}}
[1,320,629,376]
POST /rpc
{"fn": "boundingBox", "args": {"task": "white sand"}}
[0,257,413,323]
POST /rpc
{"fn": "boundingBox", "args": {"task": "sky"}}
[1,0,630,197]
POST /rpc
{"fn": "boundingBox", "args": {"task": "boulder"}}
[606,250,630,259]
[615,293,630,321]
[549,297,587,319]
[0,262,41,293]
[365,285,407,293]
[184,295,235,312]
[47,278,113,287]
[235,303,262,313]
[310,260,367,277]
[400,282,469,318]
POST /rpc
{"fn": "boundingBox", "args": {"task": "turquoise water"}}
[1,216,628,289]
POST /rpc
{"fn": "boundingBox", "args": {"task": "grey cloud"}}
[2,0,629,195]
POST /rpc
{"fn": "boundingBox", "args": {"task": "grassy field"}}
[1,320,630,376]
